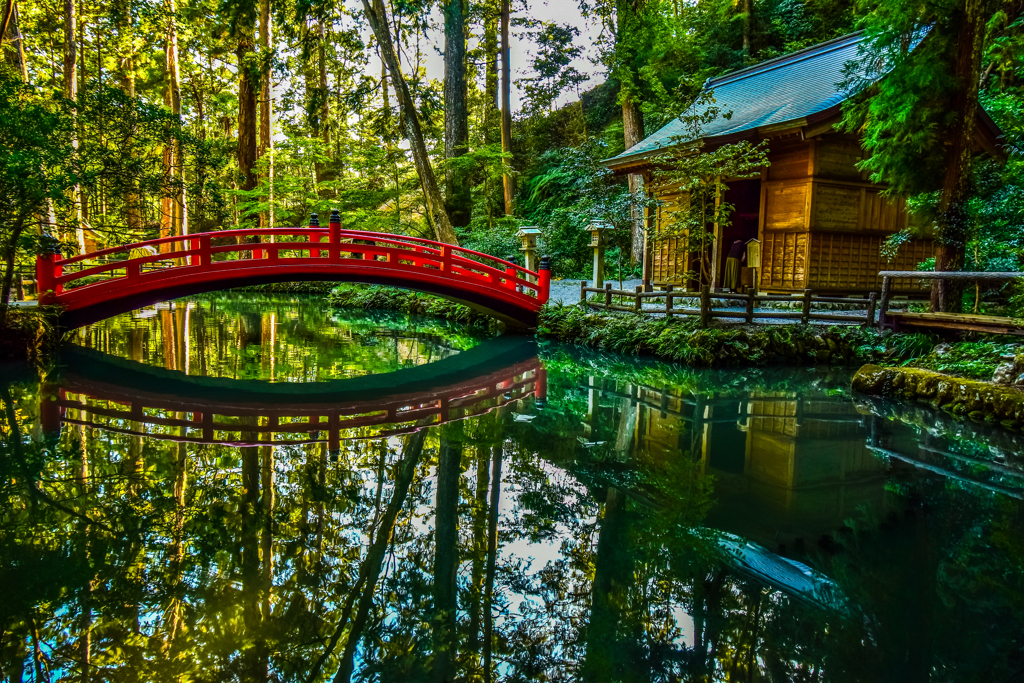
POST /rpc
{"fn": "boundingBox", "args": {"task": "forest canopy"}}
[1,0,1023,305]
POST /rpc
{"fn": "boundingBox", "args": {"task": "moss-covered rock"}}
[852,364,1024,430]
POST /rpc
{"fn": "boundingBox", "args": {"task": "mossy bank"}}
[537,303,886,367]
[853,365,1024,430]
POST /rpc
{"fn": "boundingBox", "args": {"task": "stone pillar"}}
[587,221,610,289]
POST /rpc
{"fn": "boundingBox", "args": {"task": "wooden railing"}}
[581,282,877,327]
[878,271,1024,334]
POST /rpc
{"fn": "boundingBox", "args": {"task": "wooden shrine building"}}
[604,33,1004,294]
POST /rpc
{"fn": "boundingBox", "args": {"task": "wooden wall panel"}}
[807,232,933,292]
[767,140,810,180]
[651,193,691,285]
[763,181,809,231]
[812,183,860,231]
[652,237,691,285]
[761,231,808,290]
[814,137,863,180]
[859,190,906,233]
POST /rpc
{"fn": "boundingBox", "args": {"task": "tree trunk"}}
[500,0,514,215]
[117,4,142,231]
[443,0,471,227]
[237,35,258,226]
[331,429,427,683]
[483,0,499,226]
[361,0,459,245]
[617,0,646,265]
[259,0,272,228]
[742,0,752,54]
[0,213,26,317]
[161,0,186,251]
[2,1,28,80]
[482,444,502,681]
[433,424,462,683]
[318,20,331,181]
[468,446,489,666]
[64,0,86,255]
[933,0,988,313]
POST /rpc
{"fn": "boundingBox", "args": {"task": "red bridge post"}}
[537,255,551,305]
[36,254,58,305]
[329,209,341,261]
[309,213,321,258]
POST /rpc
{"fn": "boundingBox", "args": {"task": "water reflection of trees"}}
[2,356,1024,681]
[70,293,488,382]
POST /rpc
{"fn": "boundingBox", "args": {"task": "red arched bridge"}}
[37,212,550,330]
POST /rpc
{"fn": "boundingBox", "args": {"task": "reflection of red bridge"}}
[45,358,544,449]
[37,213,550,329]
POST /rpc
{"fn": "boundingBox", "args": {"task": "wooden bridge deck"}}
[887,311,1024,336]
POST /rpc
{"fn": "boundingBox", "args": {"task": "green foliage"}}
[906,340,1021,380]
[538,302,885,367]
[888,331,939,359]
[518,138,653,277]
[651,90,770,282]
[327,283,503,334]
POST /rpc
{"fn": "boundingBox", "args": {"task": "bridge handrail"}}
[54,228,324,266]
[53,227,539,280]
[51,235,543,295]
[38,225,551,315]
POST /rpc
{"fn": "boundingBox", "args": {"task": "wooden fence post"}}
[700,285,711,328]
[605,282,612,308]
[634,285,642,313]
[878,276,891,330]
[665,285,673,318]
[865,292,877,328]
[745,289,755,324]
[801,289,812,324]
[580,279,586,306]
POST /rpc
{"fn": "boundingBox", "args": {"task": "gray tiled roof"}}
[606,32,869,166]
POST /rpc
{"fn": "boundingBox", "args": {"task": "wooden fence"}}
[580,282,877,327]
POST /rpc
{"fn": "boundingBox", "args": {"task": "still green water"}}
[1,293,1023,682]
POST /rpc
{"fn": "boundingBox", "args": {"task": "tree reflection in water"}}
[2,297,1024,681]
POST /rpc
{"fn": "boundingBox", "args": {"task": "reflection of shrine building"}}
[584,379,890,555]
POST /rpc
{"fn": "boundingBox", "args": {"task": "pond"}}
[1,292,1023,681]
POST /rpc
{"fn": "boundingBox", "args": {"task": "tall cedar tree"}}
[224,0,259,227]
[443,0,471,227]
[500,0,514,215]
[616,0,646,265]
[361,0,459,244]
[844,0,1000,311]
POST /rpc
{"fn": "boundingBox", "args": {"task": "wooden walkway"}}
[886,311,1024,336]
[879,271,1024,335]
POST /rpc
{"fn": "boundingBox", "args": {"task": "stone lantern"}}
[517,226,542,273]
[587,221,611,288]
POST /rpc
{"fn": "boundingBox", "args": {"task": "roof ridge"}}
[709,31,865,89]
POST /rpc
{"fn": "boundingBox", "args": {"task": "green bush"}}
[326,284,503,334]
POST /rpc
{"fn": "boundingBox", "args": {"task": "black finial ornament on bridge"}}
[330,209,341,223]
[539,255,551,271]
[309,212,320,227]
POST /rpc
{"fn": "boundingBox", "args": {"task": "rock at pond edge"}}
[852,365,1024,431]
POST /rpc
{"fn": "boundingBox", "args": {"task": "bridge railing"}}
[37,220,549,306]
